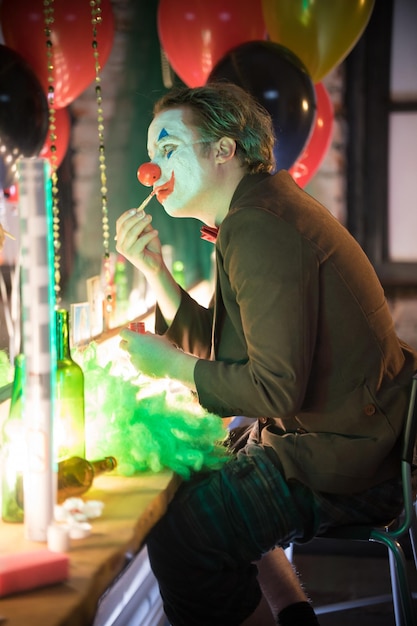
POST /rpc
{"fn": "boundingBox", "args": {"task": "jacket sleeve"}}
[155,287,214,359]
[194,208,320,418]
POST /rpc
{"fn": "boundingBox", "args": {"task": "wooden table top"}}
[0,471,180,626]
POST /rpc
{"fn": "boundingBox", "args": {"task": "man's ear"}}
[214,137,236,163]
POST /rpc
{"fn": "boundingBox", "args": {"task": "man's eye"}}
[161,144,176,159]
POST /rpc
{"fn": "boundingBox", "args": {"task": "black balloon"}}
[208,41,316,171]
[0,44,49,188]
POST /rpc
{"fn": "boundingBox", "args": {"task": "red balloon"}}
[289,82,334,187]
[0,0,115,109]
[158,0,267,87]
[3,184,19,204]
[39,107,71,169]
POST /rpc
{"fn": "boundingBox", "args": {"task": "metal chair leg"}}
[388,547,407,626]
[409,511,417,568]
[373,533,417,626]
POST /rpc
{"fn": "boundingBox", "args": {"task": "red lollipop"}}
[137,162,161,186]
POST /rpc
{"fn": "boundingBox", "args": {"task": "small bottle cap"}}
[128,321,145,333]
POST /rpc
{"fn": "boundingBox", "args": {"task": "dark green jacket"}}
[157,171,417,494]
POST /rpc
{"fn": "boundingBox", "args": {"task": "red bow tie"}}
[200,225,219,243]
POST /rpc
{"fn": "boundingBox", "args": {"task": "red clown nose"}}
[137,162,162,186]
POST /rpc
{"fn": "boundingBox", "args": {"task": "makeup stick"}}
[136,190,155,213]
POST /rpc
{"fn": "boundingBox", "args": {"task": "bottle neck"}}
[56,309,71,361]
[10,354,25,409]
[90,457,117,476]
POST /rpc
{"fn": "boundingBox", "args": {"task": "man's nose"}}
[137,162,162,186]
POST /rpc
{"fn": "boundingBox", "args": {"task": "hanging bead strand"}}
[43,0,61,306]
[91,0,113,328]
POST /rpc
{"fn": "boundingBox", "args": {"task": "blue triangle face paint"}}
[157,128,169,141]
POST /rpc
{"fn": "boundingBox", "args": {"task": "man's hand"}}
[115,208,161,276]
[116,209,182,324]
[119,328,198,389]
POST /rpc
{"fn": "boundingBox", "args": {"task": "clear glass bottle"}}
[55,309,85,461]
[1,354,25,522]
[57,456,117,503]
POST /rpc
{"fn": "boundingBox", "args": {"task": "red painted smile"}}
[154,171,175,203]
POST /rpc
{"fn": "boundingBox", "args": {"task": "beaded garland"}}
[43,0,61,304]
[43,0,111,310]
[91,0,113,320]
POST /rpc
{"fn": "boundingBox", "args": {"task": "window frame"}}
[345,0,417,290]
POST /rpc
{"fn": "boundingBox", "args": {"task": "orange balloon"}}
[0,0,115,109]
[262,0,375,83]
[158,0,267,87]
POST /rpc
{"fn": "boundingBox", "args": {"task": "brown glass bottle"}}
[57,456,117,503]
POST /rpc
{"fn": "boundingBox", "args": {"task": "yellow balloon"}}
[262,0,375,82]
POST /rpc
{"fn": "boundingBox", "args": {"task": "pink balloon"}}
[289,82,334,187]
[158,0,267,87]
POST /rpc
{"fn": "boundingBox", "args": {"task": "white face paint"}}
[147,108,212,218]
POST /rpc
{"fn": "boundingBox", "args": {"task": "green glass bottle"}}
[1,354,25,523]
[55,309,85,461]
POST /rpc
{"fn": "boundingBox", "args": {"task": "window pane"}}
[390,0,417,99]
[388,112,417,261]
